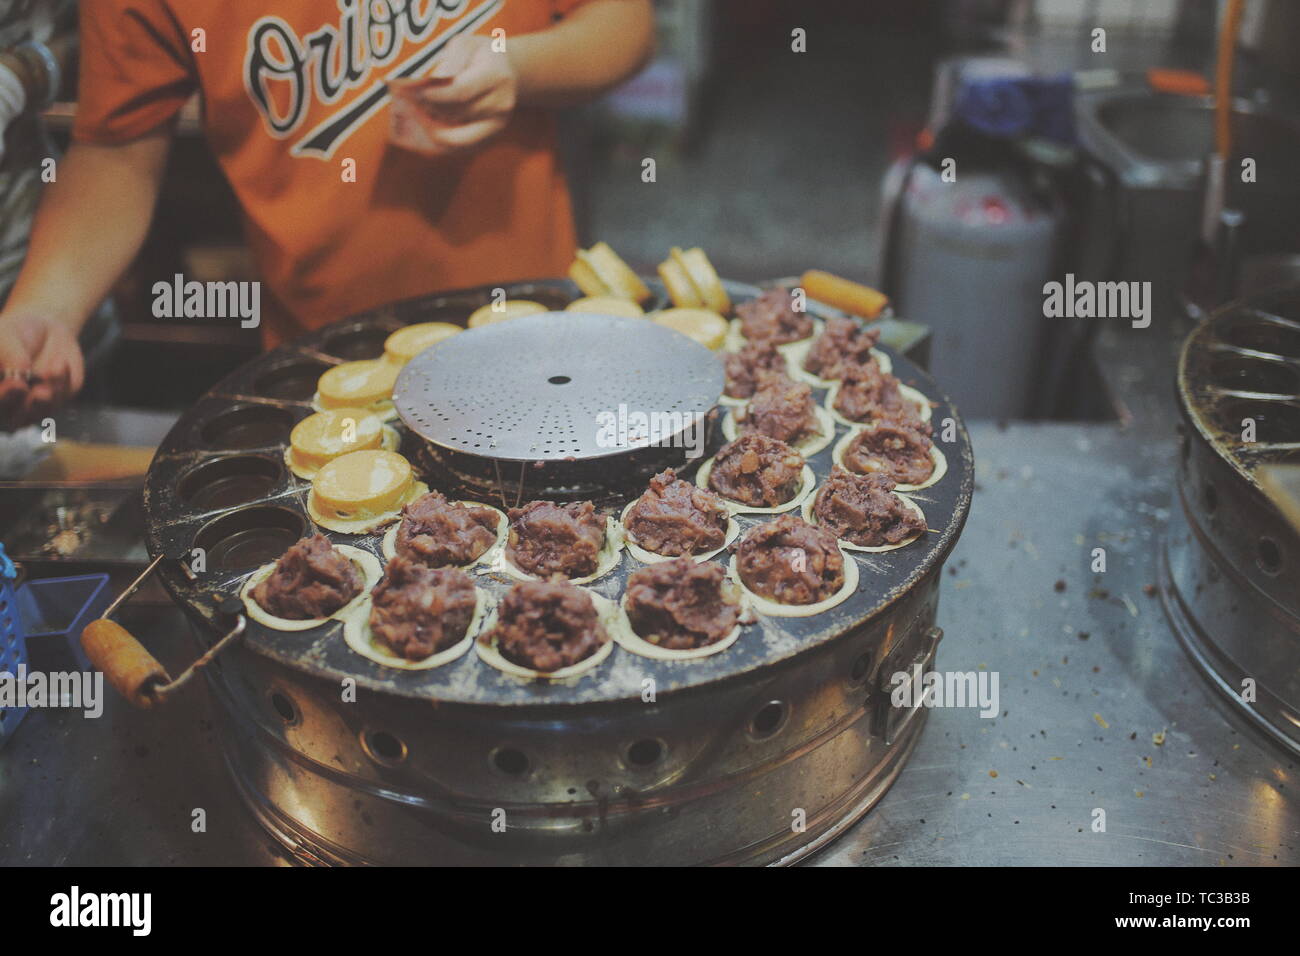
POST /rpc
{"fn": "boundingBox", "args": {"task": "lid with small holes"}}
[393,312,722,462]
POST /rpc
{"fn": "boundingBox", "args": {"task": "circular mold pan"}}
[143,277,974,707]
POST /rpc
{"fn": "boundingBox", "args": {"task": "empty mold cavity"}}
[178,456,283,511]
[254,359,330,401]
[320,325,392,360]
[198,405,295,450]
[194,506,305,571]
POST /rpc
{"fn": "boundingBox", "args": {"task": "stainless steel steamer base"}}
[143,277,973,865]
[1162,284,1300,756]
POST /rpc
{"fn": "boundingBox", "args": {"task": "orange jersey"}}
[74,0,588,344]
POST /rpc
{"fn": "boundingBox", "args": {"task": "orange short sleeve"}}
[73,0,197,144]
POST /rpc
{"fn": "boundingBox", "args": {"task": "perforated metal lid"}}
[393,312,723,462]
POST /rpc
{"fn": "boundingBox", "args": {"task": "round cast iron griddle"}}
[142,277,974,708]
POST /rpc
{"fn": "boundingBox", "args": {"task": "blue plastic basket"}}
[0,544,25,745]
[16,572,110,673]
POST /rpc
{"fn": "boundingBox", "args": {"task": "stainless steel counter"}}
[821,420,1296,865]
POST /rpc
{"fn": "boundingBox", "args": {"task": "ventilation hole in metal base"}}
[626,738,664,768]
[269,691,297,724]
[491,747,529,776]
[849,652,871,685]
[362,730,407,766]
[1258,537,1283,575]
[750,701,787,739]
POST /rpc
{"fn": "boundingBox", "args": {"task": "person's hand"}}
[388,34,517,156]
[0,310,84,431]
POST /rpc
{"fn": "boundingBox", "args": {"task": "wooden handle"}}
[800,270,890,320]
[81,618,171,709]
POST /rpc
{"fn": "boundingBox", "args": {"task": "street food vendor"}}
[0,0,655,428]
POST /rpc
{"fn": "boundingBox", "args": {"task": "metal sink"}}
[1075,87,1300,303]
[1079,89,1300,189]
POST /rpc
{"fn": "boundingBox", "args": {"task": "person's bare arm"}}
[389,0,655,156]
[0,132,170,428]
[509,0,656,107]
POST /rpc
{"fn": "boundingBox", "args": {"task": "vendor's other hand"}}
[0,310,84,431]
[388,34,517,156]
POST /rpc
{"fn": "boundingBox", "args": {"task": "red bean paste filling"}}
[813,467,926,547]
[724,339,786,399]
[395,491,498,568]
[707,434,805,508]
[625,469,728,557]
[802,315,881,380]
[506,500,607,578]
[625,558,741,650]
[490,578,608,672]
[832,360,928,431]
[842,422,935,486]
[738,372,819,446]
[368,556,477,660]
[737,288,813,345]
[252,533,362,620]
[736,514,845,605]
